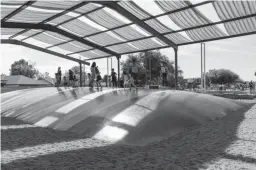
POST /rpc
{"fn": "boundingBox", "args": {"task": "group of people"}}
[89,61,122,89]
[55,60,141,90]
[55,67,78,88]
[122,62,139,90]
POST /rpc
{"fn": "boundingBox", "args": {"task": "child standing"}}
[63,76,68,87]
[111,68,117,88]
[87,73,91,87]
[73,75,77,88]
[95,66,102,89]
[129,72,137,90]
[123,71,130,90]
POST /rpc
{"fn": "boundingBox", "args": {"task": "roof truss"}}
[1,39,90,65]
[1,21,118,56]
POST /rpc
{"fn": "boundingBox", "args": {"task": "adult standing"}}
[56,67,62,87]
[89,62,96,88]
[69,69,74,87]
[161,63,167,87]
[95,66,103,89]
[249,81,254,94]
[111,68,117,88]
[131,61,139,86]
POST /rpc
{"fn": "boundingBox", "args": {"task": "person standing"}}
[95,66,103,89]
[123,70,129,90]
[56,67,62,87]
[161,63,167,87]
[63,76,68,87]
[89,62,96,88]
[69,69,74,87]
[129,72,137,90]
[87,73,91,86]
[249,81,254,94]
[131,62,139,86]
[111,68,117,88]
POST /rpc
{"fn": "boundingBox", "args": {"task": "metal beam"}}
[2,22,118,56]
[178,31,256,46]
[1,39,90,65]
[167,13,256,35]
[98,1,178,49]
[1,1,35,22]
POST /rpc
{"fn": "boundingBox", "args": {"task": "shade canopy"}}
[1,1,256,62]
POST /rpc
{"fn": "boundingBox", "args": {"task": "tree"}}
[37,72,50,79]
[70,66,80,75]
[103,75,108,82]
[1,73,6,77]
[121,50,183,86]
[10,59,39,78]
[207,69,239,84]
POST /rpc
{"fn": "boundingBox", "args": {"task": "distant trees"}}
[121,50,183,86]
[70,66,80,75]
[1,73,6,77]
[10,59,39,78]
[63,66,87,86]
[37,72,50,79]
[207,69,239,84]
[103,75,108,82]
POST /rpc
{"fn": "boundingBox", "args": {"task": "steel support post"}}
[79,62,82,87]
[201,43,203,92]
[107,57,109,87]
[204,43,206,93]
[174,48,178,89]
[201,43,206,93]
[117,55,121,88]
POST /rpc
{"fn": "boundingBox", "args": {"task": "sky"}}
[0,0,256,81]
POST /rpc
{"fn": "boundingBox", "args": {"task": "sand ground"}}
[1,100,256,170]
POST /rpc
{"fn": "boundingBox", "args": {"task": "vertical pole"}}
[117,56,120,88]
[149,57,151,85]
[83,62,85,87]
[111,57,112,70]
[203,43,206,93]
[111,57,113,88]
[79,62,82,87]
[174,48,178,89]
[107,57,109,87]
[201,43,203,93]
